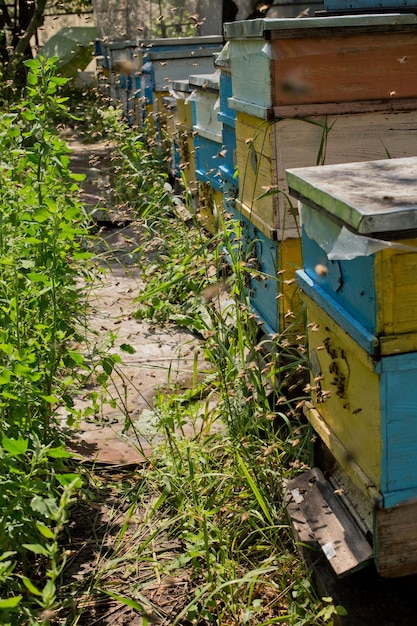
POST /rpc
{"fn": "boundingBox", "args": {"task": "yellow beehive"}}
[172,80,198,192]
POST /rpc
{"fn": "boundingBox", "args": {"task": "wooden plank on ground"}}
[286,467,373,576]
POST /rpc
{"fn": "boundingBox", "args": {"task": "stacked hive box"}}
[138,37,222,123]
[137,37,221,194]
[286,157,417,578]
[107,40,142,126]
[188,71,224,233]
[171,79,198,193]
[224,14,417,334]
[216,52,238,201]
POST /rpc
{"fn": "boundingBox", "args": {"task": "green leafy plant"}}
[0,56,96,625]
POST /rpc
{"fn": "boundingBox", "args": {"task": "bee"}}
[315,263,328,276]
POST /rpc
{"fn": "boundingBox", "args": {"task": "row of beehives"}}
[96,12,417,579]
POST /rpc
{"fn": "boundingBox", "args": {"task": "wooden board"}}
[176,121,198,192]
[286,467,373,576]
[224,15,417,40]
[300,295,383,492]
[375,501,417,577]
[298,211,417,346]
[233,199,303,334]
[271,33,417,107]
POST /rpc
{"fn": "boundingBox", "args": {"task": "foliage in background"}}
[0,0,94,102]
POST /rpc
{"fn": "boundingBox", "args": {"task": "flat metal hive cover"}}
[286,156,417,237]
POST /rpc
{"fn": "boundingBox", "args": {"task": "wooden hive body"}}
[138,36,222,106]
[226,200,302,334]
[216,57,237,187]
[288,157,417,348]
[236,110,417,242]
[224,15,417,114]
[172,80,197,192]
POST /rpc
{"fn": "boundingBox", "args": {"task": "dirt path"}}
[64,135,208,466]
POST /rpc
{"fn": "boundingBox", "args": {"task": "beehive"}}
[171,79,198,192]
[322,0,416,15]
[236,109,417,242]
[226,200,302,334]
[107,40,140,124]
[287,157,417,350]
[138,36,222,107]
[287,156,417,578]
[215,50,237,188]
[224,15,417,116]
[188,72,224,233]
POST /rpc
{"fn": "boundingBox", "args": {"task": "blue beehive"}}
[107,40,141,125]
[225,202,280,334]
[189,72,223,190]
[321,0,417,14]
[138,36,222,108]
[215,47,237,188]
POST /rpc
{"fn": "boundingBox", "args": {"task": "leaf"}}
[33,207,51,222]
[335,605,348,616]
[36,522,55,540]
[47,446,72,459]
[68,350,84,365]
[73,251,94,260]
[40,394,59,404]
[26,72,37,85]
[30,496,58,518]
[70,172,86,182]
[42,579,56,605]
[100,589,150,614]
[0,370,12,385]
[120,343,136,354]
[22,544,49,557]
[27,272,51,284]
[1,436,28,457]
[0,596,22,609]
[56,473,83,488]
[236,452,274,526]
[21,576,42,597]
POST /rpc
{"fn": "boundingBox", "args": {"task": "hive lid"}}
[188,72,220,90]
[171,78,192,92]
[286,157,417,238]
[138,36,223,48]
[224,14,417,39]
